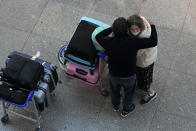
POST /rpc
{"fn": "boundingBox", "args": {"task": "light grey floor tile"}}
[140,0,189,31]
[87,101,156,131]
[158,70,196,120]
[0,25,29,67]
[0,0,48,32]
[93,0,139,17]
[182,0,196,35]
[170,33,196,75]
[155,27,180,68]
[41,92,104,131]
[150,111,196,131]
[22,33,64,64]
[33,1,86,41]
[86,11,117,26]
[50,0,96,10]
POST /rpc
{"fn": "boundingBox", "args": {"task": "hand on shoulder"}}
[146,18,153,25]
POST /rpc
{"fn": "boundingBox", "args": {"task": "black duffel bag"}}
[2,55,44,90]
[0,82,30,104]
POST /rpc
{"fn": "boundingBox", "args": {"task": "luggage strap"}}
[0,81,30,92]
[64,52,97,68]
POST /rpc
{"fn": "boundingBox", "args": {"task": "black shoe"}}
[140,92,157,104]
[100,89,109,97]
[113,105,119,112]
[121,104,135,117]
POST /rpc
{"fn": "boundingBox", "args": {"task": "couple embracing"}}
[95,14,158,117]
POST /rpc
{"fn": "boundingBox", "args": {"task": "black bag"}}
[3,55,44,90]
[66,20,98,66]
[7,51,59,93]
[0,82,30,104]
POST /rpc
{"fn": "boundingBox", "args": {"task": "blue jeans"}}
[109,74,137,112]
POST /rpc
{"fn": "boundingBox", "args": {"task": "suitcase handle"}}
[73,75,87,81]
[76,68,88,76]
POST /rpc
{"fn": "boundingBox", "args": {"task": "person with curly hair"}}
[127,14,158,104]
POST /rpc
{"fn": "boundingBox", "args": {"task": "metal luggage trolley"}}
[0,52,47,131]
[58,16,110,96]
[0,86,42,131]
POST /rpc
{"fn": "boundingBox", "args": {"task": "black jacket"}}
[95,25,158,77]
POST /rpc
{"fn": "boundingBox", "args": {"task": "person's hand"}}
[146,18,152,25]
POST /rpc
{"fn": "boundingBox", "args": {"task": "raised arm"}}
[95,27,112,50]
[136,25,158,49]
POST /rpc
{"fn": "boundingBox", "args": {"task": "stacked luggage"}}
[0,16,110,130]
[3,51,59,111]
[59,17,110,86]
[0,51,60,130]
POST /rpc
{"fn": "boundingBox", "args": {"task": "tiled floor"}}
[0,0,195,130]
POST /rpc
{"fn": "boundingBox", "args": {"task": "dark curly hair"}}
[127,14,145,31]
[112,17,128,36]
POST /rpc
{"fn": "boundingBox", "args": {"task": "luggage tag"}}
[31,51,40,60]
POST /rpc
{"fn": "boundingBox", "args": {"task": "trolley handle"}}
[76,68,88,76]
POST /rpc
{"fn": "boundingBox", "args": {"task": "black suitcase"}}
[2,55,44,90]
[65,20,99,67]
[7,51,59,93]
[0,81,30,104]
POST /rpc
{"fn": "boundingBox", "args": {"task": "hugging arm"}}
[95,27,113,50]
[137,25,158,49]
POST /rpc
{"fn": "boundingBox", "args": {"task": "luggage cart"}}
[0,52,54,131]
[58,16,110,97]
[58,44,108,97]
[58,45,108,96]
[0,88,42,131]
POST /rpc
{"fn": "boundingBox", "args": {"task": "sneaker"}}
[121,104,135,117]
[140,92,157,104]
[113,106,119,112]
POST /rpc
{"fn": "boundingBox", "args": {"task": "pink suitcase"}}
[65,62,99,86]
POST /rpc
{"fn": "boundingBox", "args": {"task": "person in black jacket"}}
[95,17,158,117]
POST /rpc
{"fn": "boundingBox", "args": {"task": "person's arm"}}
[140,16,151,38]
[136,25,158,49]
[95,27,112,50]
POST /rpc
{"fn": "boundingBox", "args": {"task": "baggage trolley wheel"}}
[100,89,109,97]
[58,45,67,70]
[50,93,55,97]
[35,127,42,131]
[1,114,9,124]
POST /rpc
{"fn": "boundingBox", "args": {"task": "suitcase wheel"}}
[100,89,109,97]
[58,45,67,66]
[50,92,55,96]
[35,127,42,131]
[58,80,62,84]
[1,114,9,124]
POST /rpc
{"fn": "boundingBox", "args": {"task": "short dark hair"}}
[112,17,128,36]
[127,14,145,31]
